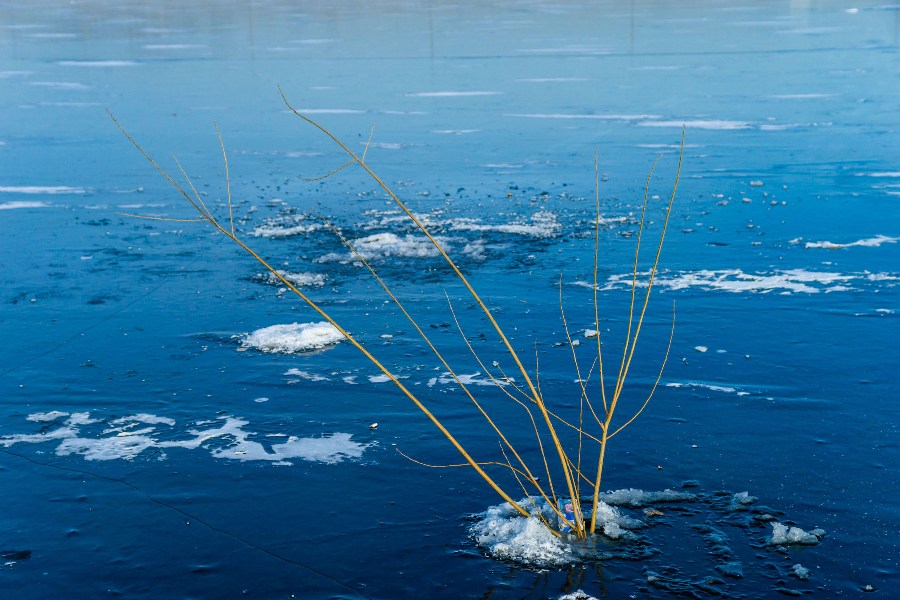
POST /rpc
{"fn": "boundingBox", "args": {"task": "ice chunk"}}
[601,488,696,507]
[639,119,752,130]
[470,498,584,567]
[768,522,824,545]
[804,235,899,249]
[427,371,507,387]
[284,368,329,382]
[0,186,85,194]
[259,270,326,288]
[406,91,500,97]
[592,501,642,538]
[0,201,51,210]
[558,591,598,600]
[791,563,810,580]
[241,322,345,354]
[730,491,757,509]
[446,211,560,238]
[26,411,69,422]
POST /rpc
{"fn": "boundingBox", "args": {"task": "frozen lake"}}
[1,2,898,598]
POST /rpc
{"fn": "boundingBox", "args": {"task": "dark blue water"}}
[1,2,898,598]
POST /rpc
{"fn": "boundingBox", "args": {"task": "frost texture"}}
[241,322,345,353]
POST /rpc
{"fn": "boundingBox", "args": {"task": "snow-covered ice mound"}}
[241,322,345,353]
[469,495,648,568]
[467,485,829,597]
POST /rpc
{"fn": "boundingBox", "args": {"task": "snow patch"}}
[241,322,345,354]
[0,201,51,210]
[590,268,888,295]
[284,368,329,382]
[57,60,138,67]
[407,91,500,97]
[258,270,326,288]
[0,185,85,194]
[2,412,370,465]
[805,235,899,249]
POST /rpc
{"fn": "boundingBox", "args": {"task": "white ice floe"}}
[768,522,826,546]
[804,235,899,249]
[600,488,696,508]
[638,119,752,130]
[284,368,329,382]
[0,201,51,210]
[857,171,900,178]
[515,77,589,83]
[427,371,509,388]
[792,563,811,580]
[694,346,708,353]
[446,211,560,238]
[770,93,835,100]
[143,44,206,50]
[57,60,138,67]
[505,113,660,121]
[407,91,500,97]
[27,411,70,422]
[593,268,881,294]
[249,214,322,238]
[432,129,480,135]
[29,81,90,90]
[318,232,445,263]
[1,412,370,465]
[294,108,365,114]
[0,185,85,194]
[241,322,345,354]
[259,270,326,288]
[558,591,598,600]
[731,491,757,507]
[666,381,749,396]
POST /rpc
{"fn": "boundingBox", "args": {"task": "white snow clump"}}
[768,522,825,546]
[241,322,345,354]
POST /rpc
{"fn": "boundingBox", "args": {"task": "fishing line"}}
[0,447,374,600]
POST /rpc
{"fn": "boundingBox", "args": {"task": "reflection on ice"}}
[1,412,371,465]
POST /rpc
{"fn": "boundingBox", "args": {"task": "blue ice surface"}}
[0,1,898,598]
